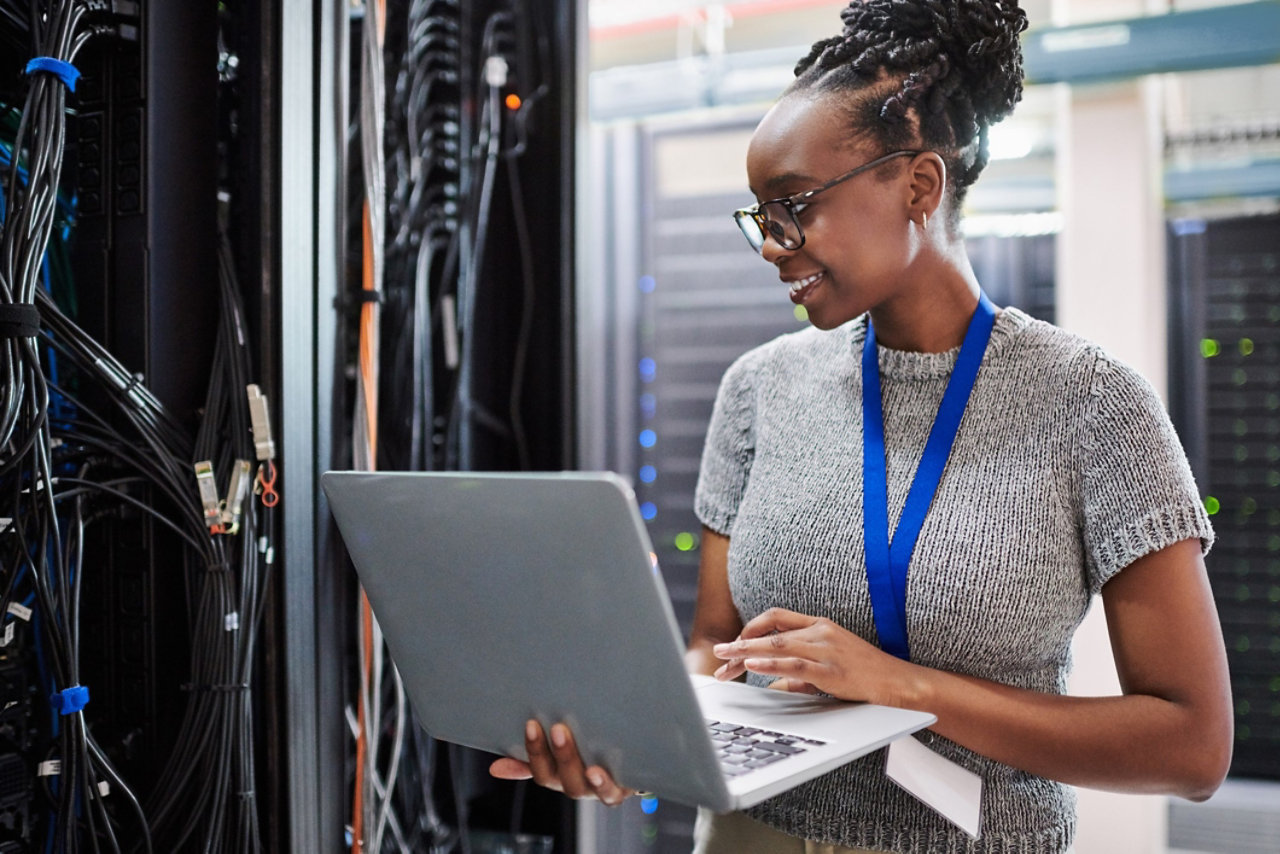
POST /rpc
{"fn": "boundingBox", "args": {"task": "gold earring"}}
[922,212,928,230]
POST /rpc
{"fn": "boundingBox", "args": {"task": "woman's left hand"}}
[712,607,919,707]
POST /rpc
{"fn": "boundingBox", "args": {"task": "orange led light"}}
[505,93,522,111]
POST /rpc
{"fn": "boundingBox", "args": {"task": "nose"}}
[759,234,796,265]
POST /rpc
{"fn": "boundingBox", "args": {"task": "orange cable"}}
[351,197,379,853]
[353,1,385,844]
[359,201,379,462]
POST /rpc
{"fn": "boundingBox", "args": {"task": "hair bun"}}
[949,0,1029,126]
[792,0,1031,200]
[836,0,1027,127]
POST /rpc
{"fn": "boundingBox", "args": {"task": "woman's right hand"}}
[488,720,636,807]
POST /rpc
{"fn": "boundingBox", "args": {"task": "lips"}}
[786,271,824,305]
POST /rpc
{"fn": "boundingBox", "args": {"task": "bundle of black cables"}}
[1,2,274,850]
[139,213,273,854]
[0,2,155,851]
[381,0,462,474]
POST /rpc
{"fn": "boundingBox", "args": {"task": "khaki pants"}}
[693,809,879,854]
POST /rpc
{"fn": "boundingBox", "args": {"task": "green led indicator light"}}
[1235,419,1248,437]
[1269,535,1280,552]
[1272,676,1280,693]
[1234,368,1248,386]
[1268,394,1280,411]
[1204,496,1220,515]
[1241,338,1255,356]
[1242,497,1258,516]
[1270,586,1280,604]
[674,532,696,552]
[1235,634,1251,650]
[1238,725,1251,741]
[794,305,808,323]
[1238,700,1252,716]
[1236,445,1249,463]
[1200,338,1220,358]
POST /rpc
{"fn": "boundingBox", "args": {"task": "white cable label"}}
[39,760,61,776]
[225,612,240,631]
[7,602,32,621]
[98,781,111,797]
[0,622,12,647]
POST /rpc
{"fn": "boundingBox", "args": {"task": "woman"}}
[492,2,1233,851]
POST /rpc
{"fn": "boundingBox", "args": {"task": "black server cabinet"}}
[456,0,577,474]
[1169,213,1280,781]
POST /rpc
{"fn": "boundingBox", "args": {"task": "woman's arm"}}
[685,527,744,677]
[714,538,1233,801]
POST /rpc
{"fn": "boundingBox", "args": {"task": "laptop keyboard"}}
[706,720,827,777]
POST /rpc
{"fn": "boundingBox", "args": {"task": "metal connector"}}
[222,459,252,533]
[194,461,222,529]
[246,385,276,461]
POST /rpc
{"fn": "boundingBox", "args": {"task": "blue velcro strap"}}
[50,684,90,715]
[25,57,80,92]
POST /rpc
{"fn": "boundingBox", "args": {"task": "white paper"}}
[886,734,982,838]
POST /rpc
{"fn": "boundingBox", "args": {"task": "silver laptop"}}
[321,470,935,812]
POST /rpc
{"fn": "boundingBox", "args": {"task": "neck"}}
[869,258,985,353]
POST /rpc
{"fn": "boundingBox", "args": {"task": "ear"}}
[905,151,946,226]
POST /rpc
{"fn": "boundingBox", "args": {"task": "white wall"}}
[1054,1,1175,851]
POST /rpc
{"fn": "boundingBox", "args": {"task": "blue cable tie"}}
[50,684,89,715]
[25,57,80,93]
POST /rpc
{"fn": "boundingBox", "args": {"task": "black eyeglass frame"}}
[732,149,922,253]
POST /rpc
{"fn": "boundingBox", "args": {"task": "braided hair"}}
[791,0,1028,219]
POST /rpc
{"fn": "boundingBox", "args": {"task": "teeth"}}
[788,272,823,295]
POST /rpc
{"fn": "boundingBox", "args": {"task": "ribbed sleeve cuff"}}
[1089,502,1216,594]
[694,495,735,537]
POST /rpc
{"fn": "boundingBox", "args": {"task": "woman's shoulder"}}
[998,308,1136,386]
[996,308,1169,423]
[726,318,858,380]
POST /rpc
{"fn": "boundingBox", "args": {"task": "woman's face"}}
[745,91,919,330]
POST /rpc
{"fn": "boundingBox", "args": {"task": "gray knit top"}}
[694,307,1214,853]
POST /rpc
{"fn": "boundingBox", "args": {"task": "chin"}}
[805,309,857,331]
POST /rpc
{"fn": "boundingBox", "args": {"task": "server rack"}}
[1168,212,1280,783]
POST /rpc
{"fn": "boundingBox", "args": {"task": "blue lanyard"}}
[861,292,996,661]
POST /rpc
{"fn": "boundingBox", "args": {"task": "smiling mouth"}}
[787,272,824,304]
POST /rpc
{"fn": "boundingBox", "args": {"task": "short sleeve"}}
[1079,351,1215,594]
[695,354,758,535]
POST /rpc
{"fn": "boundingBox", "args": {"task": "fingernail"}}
[587,770,604,787]
[551,725,567,748]
[526,720,538,741]
[712,643,728,655]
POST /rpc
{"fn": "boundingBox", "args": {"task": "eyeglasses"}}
[732,150,920,254]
